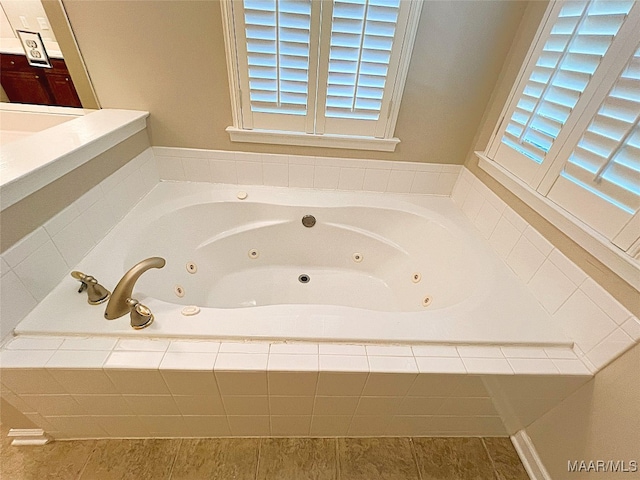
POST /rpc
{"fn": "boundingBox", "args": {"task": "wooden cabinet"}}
[1,54,82,107]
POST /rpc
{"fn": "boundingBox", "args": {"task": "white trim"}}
[226,126,400,152]
[384,0,423,138]
[511,430,552,480]
[7,428,49,446]
[477,152,640,291]
[220,0,242,128]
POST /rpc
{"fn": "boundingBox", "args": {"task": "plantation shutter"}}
[489,0,636,184]
[317,0,411,137]
[234,0,320,132]
[547,44,640,242]
[228,0,418,140]
[325,0,400,121]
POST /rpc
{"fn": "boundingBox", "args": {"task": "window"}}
[483,0,640,265]
[221,0,423,151]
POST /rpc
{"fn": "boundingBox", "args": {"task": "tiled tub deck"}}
[0,336,591,439]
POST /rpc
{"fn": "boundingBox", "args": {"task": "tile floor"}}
[0,425,529,479]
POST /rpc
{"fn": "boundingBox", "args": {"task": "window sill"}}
[476,151,639,290]
[226,127,400,152]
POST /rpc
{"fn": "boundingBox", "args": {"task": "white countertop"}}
[0,108,149,210]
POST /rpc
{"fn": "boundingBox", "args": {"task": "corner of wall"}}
[523,343,640,479]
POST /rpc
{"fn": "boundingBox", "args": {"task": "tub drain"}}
[298,274,310,284]
[302,215,316,228]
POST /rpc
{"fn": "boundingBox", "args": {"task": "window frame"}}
[220,0,423,152]
[479,0,640,289]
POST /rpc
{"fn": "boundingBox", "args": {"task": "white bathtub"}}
[16,182,570,346]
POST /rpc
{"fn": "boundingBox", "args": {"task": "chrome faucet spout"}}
[104,257,166,320]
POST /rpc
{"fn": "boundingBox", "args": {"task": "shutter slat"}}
[551,16,581,34]
[554,69,591,93]
[517,95,538,112]
[558,1,587,18]
[610,77,640,102]
[537,51,562,68]
[579,130,620,157]
[603,162,640,195]
[543,34,571,53]
[614,144,640,171]
[568,145,608,173]
[623,55,640,79]
[580,13,628,35]
[600,96,640,122]
[523,128,554,153]
[531,115,563,138]
[506,122,524,138]
[588,113,633,141]
[559,52,601,74]
[588,0,636,16]
[512,108,531,125]
[502,134,544,163]
[538,100,572,123]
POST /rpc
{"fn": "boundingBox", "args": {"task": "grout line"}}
[166,438,183,480]
[335,437,341,480]
[254,437,262,480]
[409,437,424,480]
[480,437,501,480]
[75,439,98,480]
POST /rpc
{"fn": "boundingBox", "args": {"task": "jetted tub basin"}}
[16,182,570,346]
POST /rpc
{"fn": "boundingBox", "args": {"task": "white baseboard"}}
[7,428,50,446]
[511,430,552,480]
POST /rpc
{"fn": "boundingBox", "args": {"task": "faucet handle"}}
[71,271,110,305]
[126,298,154,330]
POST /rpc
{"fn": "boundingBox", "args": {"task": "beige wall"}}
[462,1,638,315]
[526,343,640,479]
[62,0,527,163]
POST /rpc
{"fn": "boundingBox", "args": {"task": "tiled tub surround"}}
[0,337,591,439]
[0,147,159,339]
[0,148,636,442]
[153,146,462,195]
[452,168,640,372]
